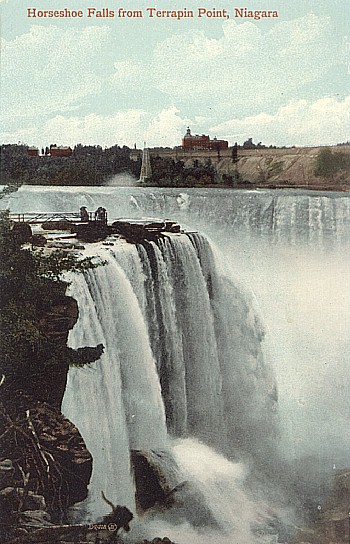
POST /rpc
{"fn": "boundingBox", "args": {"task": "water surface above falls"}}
[6,184,350,247]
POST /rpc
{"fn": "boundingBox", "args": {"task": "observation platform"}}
[9,212,184,245]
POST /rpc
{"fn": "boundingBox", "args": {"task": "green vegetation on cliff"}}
[0,212,103,392]
[315,148,350,179]
[148,156,216,186]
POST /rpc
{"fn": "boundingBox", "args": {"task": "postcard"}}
[0,0,349,542]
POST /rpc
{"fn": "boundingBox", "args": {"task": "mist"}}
[105,172,139,187]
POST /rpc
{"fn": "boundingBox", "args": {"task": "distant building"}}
[182,127,228,151]
[50,145,73,157]
[27,146,39,157]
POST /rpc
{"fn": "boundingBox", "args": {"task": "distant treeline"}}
[0,144,141,185]
[148,156,217,187]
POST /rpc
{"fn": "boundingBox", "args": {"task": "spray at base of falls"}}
[126,439,281,544]
[62,232,281,540]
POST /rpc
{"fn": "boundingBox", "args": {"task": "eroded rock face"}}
[131,451,171,511]
[0,396,92,514]
[294,470,350,544]
[5,295,103,409]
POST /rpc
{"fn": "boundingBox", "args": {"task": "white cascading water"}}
[62,249,168,519]
[7,186,350,246]
[6,186,350,540]
[61,232,279,542]
[136,235,225,446]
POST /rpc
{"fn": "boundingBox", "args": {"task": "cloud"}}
[145,107,186,147]
[1,13,348,147]
[150,14,347,116]
[1,25,110,121]
[210,96,350,146]
[3,96,348,149]
[110,61,148,91]
[106,13,348,137]
[0,107,187,148]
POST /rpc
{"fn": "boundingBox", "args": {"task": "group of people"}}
[80,206,107,224]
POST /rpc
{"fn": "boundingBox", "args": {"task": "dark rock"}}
[131,451,170,511]
[38,295,79,345]
[165,221,181,233]
[0,487,19,528]
[0,398,93,513]
[111,221,166,244]
[18,510,52,527]
[75,222,110,242]
[0,459,14,471]
[65,344,104,368]
[0,486,46,512]
[6,297,103,409]
[21,490,46,511]
[31,234,47,247]
[41,221,73,231]
[294,469,350,544]
[131,450,218,529]
[0,459,15,489]
[5,295,79,408]
[47,241,85,250]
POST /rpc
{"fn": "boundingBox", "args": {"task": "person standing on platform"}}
[80,206,89,222]
[100,207,107,224]
[95,207,103,221]
[95,207,107,224]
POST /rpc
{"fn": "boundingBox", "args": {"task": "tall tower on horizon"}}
[139,145,152,182]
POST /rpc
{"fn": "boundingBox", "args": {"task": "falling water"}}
[6,185,350,540]
[61,232,279,541]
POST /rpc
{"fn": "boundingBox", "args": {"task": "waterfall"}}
[7,185,350,539]
[62,232,278,540]
[62,249,168,519]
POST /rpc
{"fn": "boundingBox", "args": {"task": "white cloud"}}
[210,96,350,146]
[1,13,348,147]
[42,110,146,147]
[2,97,348,149]
[107,14,347,129]
[150,14,346,114]
[1,25,110,121]
[0,107,187,148]
[110,61,149,91]
[145,107,186,147]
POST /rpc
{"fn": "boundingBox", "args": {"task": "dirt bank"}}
[217,145,350,190]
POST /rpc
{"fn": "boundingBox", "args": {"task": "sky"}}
[0,0,349,148]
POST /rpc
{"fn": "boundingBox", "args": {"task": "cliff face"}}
[153,145,350,189]
[215,146,350,189]
[0,284,103,538]
[5,294,103,409]
[36,295,78,408]
[0,396,93,513]
[294,470,350,544]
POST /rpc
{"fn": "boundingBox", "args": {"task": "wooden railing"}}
[9,212,94,223]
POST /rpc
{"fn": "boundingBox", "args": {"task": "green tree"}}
[314,148,350,178]
[0,212,103,385]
